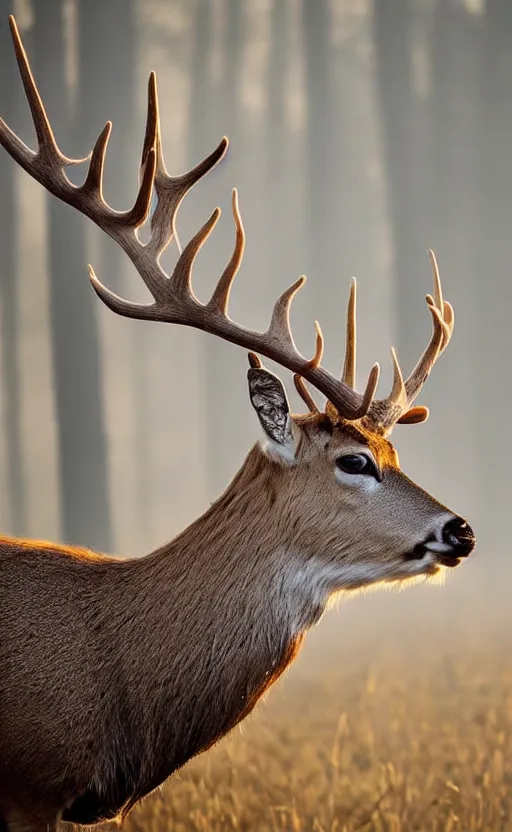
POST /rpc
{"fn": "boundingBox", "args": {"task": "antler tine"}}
[142,72,229,259]
[290,321,323,413]
[293,375,320,413]
[400,299,448,403]
[169,208,221,299]
[82,122,112,198]
[309,321,324,368]
[388,347,408,410]
[358,364,381,416]
[141,72,165,182]
[267,276,307,354]
[6,16,74,168]
[122,148,157,231]
[207,189,245,315]
[428,249,454,353]
[342,278,357,387]
[89,264,161,321]
[430,248,443,311]
[363,250,453,434]
[0,16,85,187]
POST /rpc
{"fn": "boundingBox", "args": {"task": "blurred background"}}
[1,1,512,827]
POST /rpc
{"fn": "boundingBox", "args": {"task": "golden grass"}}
[95,627,512,832]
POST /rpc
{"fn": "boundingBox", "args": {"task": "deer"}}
[0,15,475,832]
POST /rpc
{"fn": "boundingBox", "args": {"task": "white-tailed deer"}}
[0,16,475,832]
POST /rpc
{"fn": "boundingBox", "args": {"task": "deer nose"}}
[441,516,475,557]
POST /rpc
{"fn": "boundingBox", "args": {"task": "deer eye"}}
[336,453,379,479]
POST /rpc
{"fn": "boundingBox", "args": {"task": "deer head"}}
[245,297,470,601]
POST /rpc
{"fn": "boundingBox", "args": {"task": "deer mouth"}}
[404,537,438,562]
[403,547,462,571]
[404,542,461,568]
[436,554,462,568]
[404,545,465,570]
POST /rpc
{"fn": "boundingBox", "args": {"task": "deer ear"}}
[248,367,298,463]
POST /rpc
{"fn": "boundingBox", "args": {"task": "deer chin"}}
[402,546,463,571]
[327,542,468,599]
[288,550,444,606]
[315,555,447,614]
[374,552,443,587]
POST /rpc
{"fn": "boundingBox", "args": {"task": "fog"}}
[0,0,510,668]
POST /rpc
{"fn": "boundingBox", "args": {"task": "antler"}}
[0,15,379,422]
[361,250,454,435]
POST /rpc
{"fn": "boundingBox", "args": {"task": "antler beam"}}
[0,15,379,421]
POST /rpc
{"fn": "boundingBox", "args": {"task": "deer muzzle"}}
[408,515,476,567]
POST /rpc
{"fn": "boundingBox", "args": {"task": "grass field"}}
[93,591,512,832]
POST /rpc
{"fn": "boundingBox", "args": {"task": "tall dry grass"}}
[94,628,512,832]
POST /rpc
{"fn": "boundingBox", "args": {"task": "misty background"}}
[0,0,510,675]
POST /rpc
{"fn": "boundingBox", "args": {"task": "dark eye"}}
[336,453,379,479]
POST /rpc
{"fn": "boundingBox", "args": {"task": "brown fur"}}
[0,413,469,832]
[0,16,473,828]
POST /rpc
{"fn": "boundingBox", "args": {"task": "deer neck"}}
[140,443,324,648]
[108,446,323,792]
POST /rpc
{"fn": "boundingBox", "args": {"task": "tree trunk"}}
[188,0,244,496]
[373,0,427,360]
[302,0,335,287]
[302,2,379,381]
[76,0,148,544]
[475,0,512,543]
[77,0,137,292]
[34,0,112,550]
[425,1,480,512]
[267,0,288,304]
[0,0,25,534]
